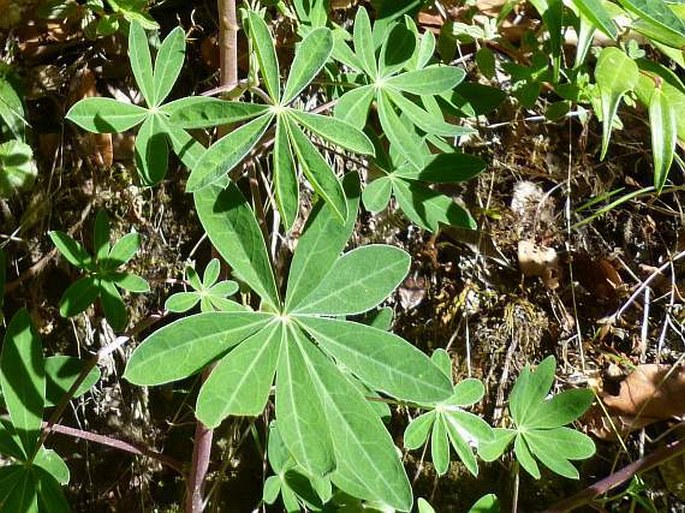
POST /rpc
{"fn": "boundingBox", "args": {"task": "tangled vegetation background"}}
[1,0,684,511]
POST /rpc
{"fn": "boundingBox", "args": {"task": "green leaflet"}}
[386,89,474,137]
[33,448,70,485]
[153,26,185,106]
[617,0,685,40]
[571,0,618,38]
[99,279,127,331]
[377,91,425,169]
[285,116,348,222]
[93,210,110,262]
[288,110,375,156]
[167,99,269,129]
[273,117,299,230]
[292,245,409,315]
[105,231,141,268]
[135,113,169,185]
[595,47,639,160]
[385,65,465,95]
[333,85,374,129]
[353,8,377,78]
[285,173,360,311]
[648,87,677,193]
[283,27,333,104]
[246,11,281,102]
[2,468,38,513]
[65,98,148,133]
[59,277,100,317]
[0,309,45,457]
[509,356,556,427]
[44,356,101,407]
[196,322,281,425]
[379,22,416,77]
[362,176,392,213]
[296,316,453,403]
[0,140,37,198]
[48,231,91,269]
[431,416,450,475]
[157,117,206,170]
[128,21,155,105]
[418,153,487,183]
[123,312,273,385]
[194,182,280,308]
[35,467,70,513]
[186,112,273,191]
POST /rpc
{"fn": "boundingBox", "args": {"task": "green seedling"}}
[479,356,596,480]
[49,209,149,331]
[404,349,494,477]
[165,258,241,313]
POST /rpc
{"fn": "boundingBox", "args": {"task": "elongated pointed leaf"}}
[377,91,425,169]
[353,8,377,78]
[404,412,435,449]
[135,113,169,185]
[297,331,413,511]
[59,277,100,318]
[634,58,685,142]
[93,210,110,262]
[158,118,206,170]
[49,231,91,268]
[167,99,269,129]
[111,272,149,293]
[124,312,272,385]
[387,89,474,137]
[514,434,540,479]
[35,468,70,513]
[524,428,595,479]
[617,0,685,39]
[478,428,516,462]
[2,469,38,513]
[285,117,347,222]
[273,118,299,230]
[386,66,465,95]
[297,317,453,403]
[246,12,281,102]
[334,85,374,129]
[379,23,416,77]
[106,231,141,267]
[393,178,476,232]
[66,98,148,133]
[100,279,127,331]
[165,292,200,312]
[527,389,594,429]
[128,22,155,105]
[571,0,618,38]
[331,27,362,72]
[418,153,487,183]
[186,113,273,191]
[283,28,333,104]
[649,87,677,193]
[509,356,556,426]
[289,110,374,155]
[285,173,359,311]
[293,245,410,315]
[153,26,185,106]
[431,417,450,475]
[197,322,281,425]
[276,325,336,476]
[0,309,45,456]
[443,413,479,476]
[44,355,101,407]
[0,421,26,460]
[194,182,280,307]
[595,47,639,160]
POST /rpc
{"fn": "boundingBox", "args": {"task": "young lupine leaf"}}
[362,177,392,213]
[197,322,281,425]
[387,90,474,137]
[99,279,127,330]
[333,85,374,129]
[285,173,360,311]
[157,117,207,170]
[135,113,169,185]
[273,118,299,230]
[35,467,70,513]
[292,245,410,315]
[194,183,280,308]
[478,428,516,462]
[0,421,26,460]
[124,312,273,385]
[153,26,185,107]
[385,66,465,95]
[377,92,425,169]
[418,153,487,183]
[186,113,273,192]
[246,11,281,102]
[353,8,377,78]
[296,328,413,511]
[49,231,91,269]
[526,389,594,429]
[414,31,436,71]
[617,0,685,39]
[468,494,500,513]
[65,98,148,133]
[165,292,200,312]
[524,428,592,479]
[448,378,485,406]
[208,280,240,297]
[0,309,45,456]
[379,23,417,77]
[431,417,450,475]
[277,325,336,476]
[648,87,677,193]
[289,110,375,155]
[110,272,149,293]
[595,47,639,160]
[128,21,155,105]
[509,356,556,426]
[285,116,348,222]
[404,411,435,449]
[297,317,453,402]
[431,349,452,378]
[283,27,333,104]
[571,0,618,38]
[34,448,70,485]
[93,210,110,262]
[106,231,141,268]
[0,465,23,499]
[59,277,100,317]
[393,178,476,231]
[514,434,540,478]
[202,258,221,288]
[2,468,38,513]
[444,413,479,475]
[331,28,363,72]
[44,355,101,407]
[167,99,269,129]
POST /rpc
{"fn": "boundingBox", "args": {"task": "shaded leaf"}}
[59,277,100,318]
[100,279,127,331]
[135,113,169,185]
[49,231,91,269]
[386,66,465,95]
[44,356,101,407]
[0,140,37,197]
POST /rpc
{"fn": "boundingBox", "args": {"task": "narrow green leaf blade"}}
[153,26,185,106]
[509,356,556,427]
[110,272,149,293]
[35,468,70,513]
[128,21,155,105]
[285,172,360,311]
[186,113,273,192]
[59,277,100,318]
[524,427,595,479]
[431,417,450,475]
[99,279,127,331]
[158,119,206,170]
[387,89,474,137]
[285,116,348,222]
[197,322,281,425]
[124,312,272,385]
[514,435,540,479]
[443,412,480,476]
[571,0,618,38]
[379,22,416,77]
[166,99,269,129]
[377,91,425,169]
[289,110,374,156]
[194,182,280,307]
[418,153,487,183]
[283,28,333,104]
[246,11,281,102]
[404,412,435,450]
[66,98,148,133]
[527,388,594,429]
[298,317,453,403]
[353,8,377,78]
[386,66,465,95]
[49,231,91,268]
[273,119,299,231]
[93,210,110,263]
[106,231,141,267]
[649,87,677,193]
[135,113,169,185]
[0,309,45,456]
[293,245,410,316]
[333,85,374,129]
[2,469,38,513]
[617,0,685,38]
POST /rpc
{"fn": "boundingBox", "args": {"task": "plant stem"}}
[542,436,685,512]
[511,461,520,513]
[218,0,239,89]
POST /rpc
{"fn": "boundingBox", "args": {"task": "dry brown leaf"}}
[573,252,623,301]
[518,239,561,289]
